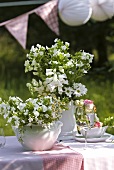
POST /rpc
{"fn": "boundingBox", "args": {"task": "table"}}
[1,136,114,170]
[0,136,84,170]
[64,137,114,170]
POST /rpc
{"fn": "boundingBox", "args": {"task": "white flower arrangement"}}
[25,38,94,103]
[0,95,66,128]
[0,39,94,129]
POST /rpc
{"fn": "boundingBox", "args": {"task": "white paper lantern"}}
[90,0,114,21]
[58,0,92,26]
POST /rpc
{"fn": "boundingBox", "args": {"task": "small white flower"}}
[65,42,70,46]
[28,117,33,123]
[52,44,57,48]
[53,61,58,64]
[47,106,52,111]
[58,74,68,84]
[61,45,66,50]
[11,107,15,112]
[39,51,44,56]
[36,44,41,48]
[46,46,49,50]
[42,105,48,112]
[31,45,36,52]
[46,69,54,76]
[52,112,56,118]
[58,86,63,95]
[26,54,29,57]
[89,55,94,63]
[54,38,58,42]
[14,120,20,127]
[33,111,39,117]
[32,79,38,86]
[37,86,45,94]
[38,120,43,124]
[53,49,57,54]
[4,113,8,119]
[22,120,25,123]
[78,61,84,67]
[17,103,26,111]
[83,69,87,73]
[7,117,12,123]
[73,83,87,97]
[53,73,58,82]
[13,115,19,120]
[24,110,29,115]
[59,66,64,73]
[32,59,36,66]
[46,77,53,84]
[45,114,49,118]
[34,103,39,110]
[64,87,73,97]
[34,52,38,57]
[66,60,73,66]
[56,51,61,56]
[24,60,29,67]
[65,53,70,58]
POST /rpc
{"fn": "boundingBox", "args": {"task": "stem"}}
[84,129,88,150]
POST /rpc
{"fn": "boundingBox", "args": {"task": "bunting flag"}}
[0,0,59,49]
[5,14,29,49]
[35,0,59,35]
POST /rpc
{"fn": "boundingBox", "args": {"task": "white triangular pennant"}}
[5,14,29,49]
[35,0,59,35]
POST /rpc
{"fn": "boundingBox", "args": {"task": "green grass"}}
[0,71,114,135]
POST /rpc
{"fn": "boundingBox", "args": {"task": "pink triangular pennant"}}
[35,0,59,35]
[5,14,29,49]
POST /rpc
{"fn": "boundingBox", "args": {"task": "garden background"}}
[0,0,114,135]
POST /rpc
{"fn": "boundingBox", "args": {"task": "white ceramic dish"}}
[13,121,63,151]
[58,131,75,141]
[79,126,108,138]
[75,133,110,143]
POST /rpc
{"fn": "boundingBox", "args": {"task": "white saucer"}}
[58,131,76,141]
[75,134,111,143]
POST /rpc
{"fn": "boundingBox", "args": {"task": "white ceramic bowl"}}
[13,121,63,151]
[80,126,108,138]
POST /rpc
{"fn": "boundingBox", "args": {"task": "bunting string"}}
[0,0,59,49]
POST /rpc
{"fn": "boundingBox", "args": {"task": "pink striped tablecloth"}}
[0,136,84,170]
[36,144,84,170]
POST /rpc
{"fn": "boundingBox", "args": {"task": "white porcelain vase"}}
[13,121,63,151]
[58,101,77,140]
